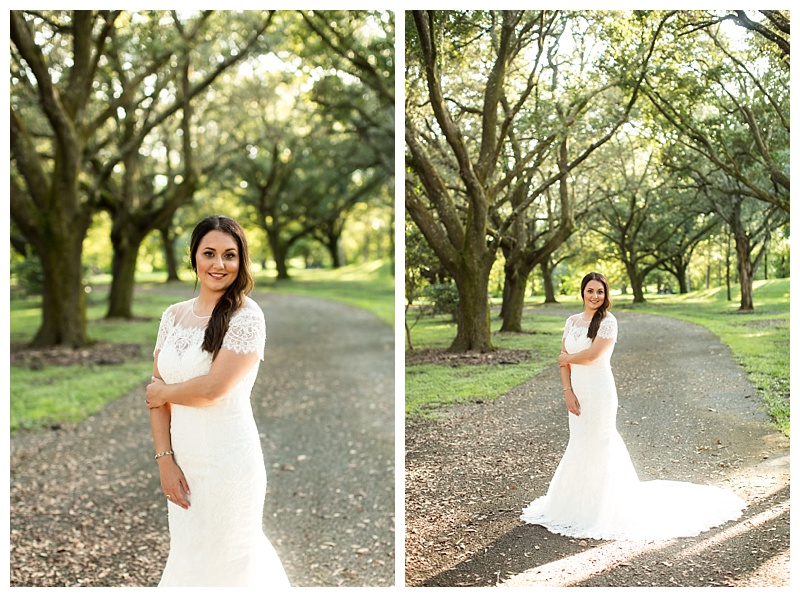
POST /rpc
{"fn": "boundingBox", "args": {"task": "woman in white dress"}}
[520,272,745,540]
[146,215,290,586]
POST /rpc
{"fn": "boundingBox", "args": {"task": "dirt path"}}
[405,308,789,587]
[9,290,395,587]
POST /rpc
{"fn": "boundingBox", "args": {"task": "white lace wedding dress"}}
[520,312,746,540]
[154,297,290,586]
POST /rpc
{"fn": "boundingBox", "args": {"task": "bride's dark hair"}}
[189,215,254,359]
[581,272,611,340]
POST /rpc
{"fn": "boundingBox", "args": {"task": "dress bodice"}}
[563,312,618,370]
[153,297,266,417]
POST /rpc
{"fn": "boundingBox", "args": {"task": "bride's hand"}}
[158,458,191,509]
[564,390,581,416]
[558,351,571,367]
[146,377,167,409]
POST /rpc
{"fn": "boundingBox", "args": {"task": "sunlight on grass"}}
[407,364,540,419]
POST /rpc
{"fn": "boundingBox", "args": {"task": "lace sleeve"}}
[562,316,573,341]
[153,309,174,355]
[222,306,266,360]
[597,314,618,342]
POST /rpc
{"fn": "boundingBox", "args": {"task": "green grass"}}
[9,259,394,433]
[10,362,155,430]
[9,286,191,346]
[406,363,542,418]
[406,278,790,437]
[405,309,567,419]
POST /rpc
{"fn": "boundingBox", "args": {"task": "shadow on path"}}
[418,472,788,587]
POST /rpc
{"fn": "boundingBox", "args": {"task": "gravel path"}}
[9,290,395,587]
[405,308,789,587]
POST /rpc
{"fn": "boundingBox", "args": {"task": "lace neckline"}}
[192,298,212,319]
[573,312,612,327]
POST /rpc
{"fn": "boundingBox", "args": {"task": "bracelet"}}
[154,450,174,460]
[562,387,572,392]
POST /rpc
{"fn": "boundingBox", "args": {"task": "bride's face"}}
[583,280,605,311]
[195,230,240,294]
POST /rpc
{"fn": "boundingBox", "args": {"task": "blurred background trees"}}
[10,10,394,347]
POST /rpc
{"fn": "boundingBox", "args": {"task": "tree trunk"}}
[625,261,647,303]
[160,224,181,282]
[106,223,149,318]
[725,230,732,301]
[405,303,415,351]
[450,264,494,352]
[10,13,94,347]
[270,239,291,280]
[500,137,574,328]
[631,281,646,303]
[326,234,343,268]
[725,197,756,312]
[733,231,755,312]
[676,262,689,293]
[541,259,558,304]
[500,260,535,332]
[106,210,154,319]
[32,216,92,347]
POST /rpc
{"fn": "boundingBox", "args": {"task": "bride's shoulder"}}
[600,312,618,328]
[598,312,618,339]
[232,296,265,323]
[242,295,263,313]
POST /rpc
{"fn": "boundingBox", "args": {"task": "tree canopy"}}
[11,10,394,346]
[405,10,789,350]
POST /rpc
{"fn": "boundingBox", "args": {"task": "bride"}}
[520,272,746,540]
[146,215,290,586]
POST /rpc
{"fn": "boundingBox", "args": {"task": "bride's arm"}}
[559,336,614,365]
[559,338,581,416]
[149,355,191,509]
[145,347,260,409]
